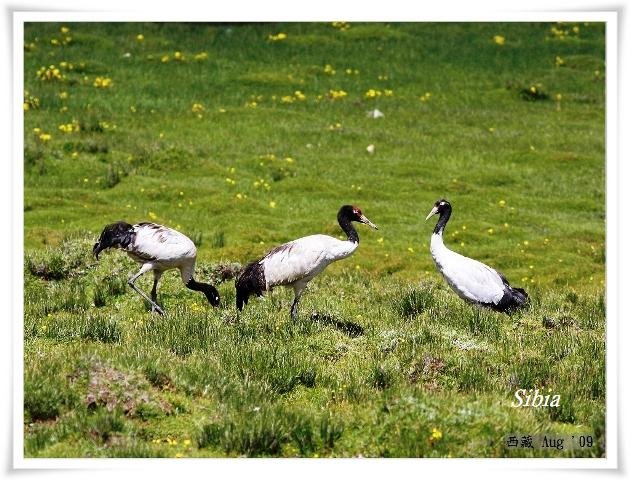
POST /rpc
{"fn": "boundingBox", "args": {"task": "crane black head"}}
[186,279,220,307]
[338,205,379,229]
[425,199,452,234]
[93,221,135,259]
[425,199,451,219]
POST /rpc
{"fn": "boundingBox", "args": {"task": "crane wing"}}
[131,223,196,262]
[261,234,356,287]
[436,250,506,305]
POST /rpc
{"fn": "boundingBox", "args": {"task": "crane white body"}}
[93,221,220,314]
[236,205,377,319]
[261,234,358,290]
[430,233,505,306]
[425,199,528,314]
[127,223,197,282]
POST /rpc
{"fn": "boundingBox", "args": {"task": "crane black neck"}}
[433,205,452,235]
[338,210,360,244]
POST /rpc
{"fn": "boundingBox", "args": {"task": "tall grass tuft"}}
[25,237,94,280]
[24,360,79,422]
[198,408,343,457]
[198,407,290,456]
[211,231,225,248]
[93,275,127,307]
[394,286,436,318]
[40,311,122,343]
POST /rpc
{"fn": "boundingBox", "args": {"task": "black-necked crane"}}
[425,199,528,314]
[235,205,378,320]
[92,221,220,315]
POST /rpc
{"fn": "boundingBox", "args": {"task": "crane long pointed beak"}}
[359,214,378,230]
[425,206,438,221]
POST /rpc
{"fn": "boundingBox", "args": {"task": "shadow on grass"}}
[309,312,364,338]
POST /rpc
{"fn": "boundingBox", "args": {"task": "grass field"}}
[22,21,606,458]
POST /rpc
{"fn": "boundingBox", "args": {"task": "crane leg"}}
[290,297,300,321]
[128,263,165,315]
[150,271,163,313]
[290,283,306,321]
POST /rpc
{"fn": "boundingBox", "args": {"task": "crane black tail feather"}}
[509,286,529,308]
[235,261,266,311]
[492,285,529,313]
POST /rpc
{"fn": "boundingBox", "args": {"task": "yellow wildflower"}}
[24,91,41,110]
[58,120,80,133]
[328,89,347,100]
[493,35,505,45]
[136,34,145,42]
[93,76,113,88]
[331,21,350,31]
[36,65,63,81]
[268,32,287,42]
[148,212,157,220]
[430,427,443,441]
[269,201,277,208]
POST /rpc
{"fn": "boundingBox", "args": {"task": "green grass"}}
[23,21,605,458]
